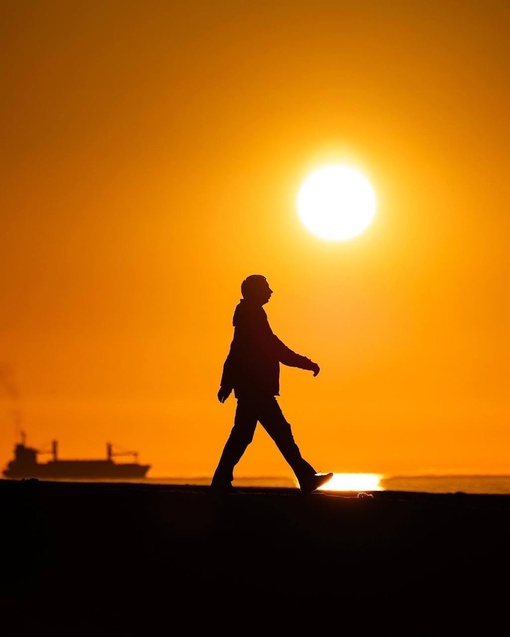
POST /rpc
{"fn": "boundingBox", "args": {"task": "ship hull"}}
[3,460,150,480]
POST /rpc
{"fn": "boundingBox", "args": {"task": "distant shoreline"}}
[122,473,510,495]
[4,473,510,495]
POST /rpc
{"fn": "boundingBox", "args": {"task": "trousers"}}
[211,393,316,487]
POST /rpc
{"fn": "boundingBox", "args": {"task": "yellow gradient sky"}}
[2,1,510,479]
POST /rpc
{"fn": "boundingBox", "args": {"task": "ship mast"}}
[107,442,139,462]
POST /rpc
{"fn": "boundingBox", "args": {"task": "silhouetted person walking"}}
[211,274,333,494]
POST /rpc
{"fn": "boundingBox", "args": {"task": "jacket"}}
[219,298,316,397]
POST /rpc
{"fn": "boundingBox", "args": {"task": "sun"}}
[297,164,377,240]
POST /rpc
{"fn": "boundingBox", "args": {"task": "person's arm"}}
[218,386,232,403]
[218,352,235,402]
[306,360,320,376]
[273,335,320,376]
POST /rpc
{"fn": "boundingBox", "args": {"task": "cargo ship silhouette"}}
[2,431,151,480]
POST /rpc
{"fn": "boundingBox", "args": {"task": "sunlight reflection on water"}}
[319,472,383,492]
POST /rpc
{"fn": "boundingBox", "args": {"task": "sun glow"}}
[297,164,376,240]
[318,473,383,492]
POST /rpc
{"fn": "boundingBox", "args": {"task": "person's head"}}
[241,274,273,305]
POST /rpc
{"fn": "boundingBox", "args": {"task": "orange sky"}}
[2,1,510,479]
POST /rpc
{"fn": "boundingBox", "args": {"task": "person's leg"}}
[257,396,317,486]
[210,398,258,490]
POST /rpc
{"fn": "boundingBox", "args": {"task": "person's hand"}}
[310,362,320,377]
[218,387,232,403]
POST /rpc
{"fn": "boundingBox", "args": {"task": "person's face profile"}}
[257,280,272,304]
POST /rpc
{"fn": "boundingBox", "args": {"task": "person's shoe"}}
[209,482,235,495]
[300,472,334,495]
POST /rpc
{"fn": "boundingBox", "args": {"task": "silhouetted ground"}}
[1,479,509,635]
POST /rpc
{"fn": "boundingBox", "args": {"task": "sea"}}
[140,474,510,495]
